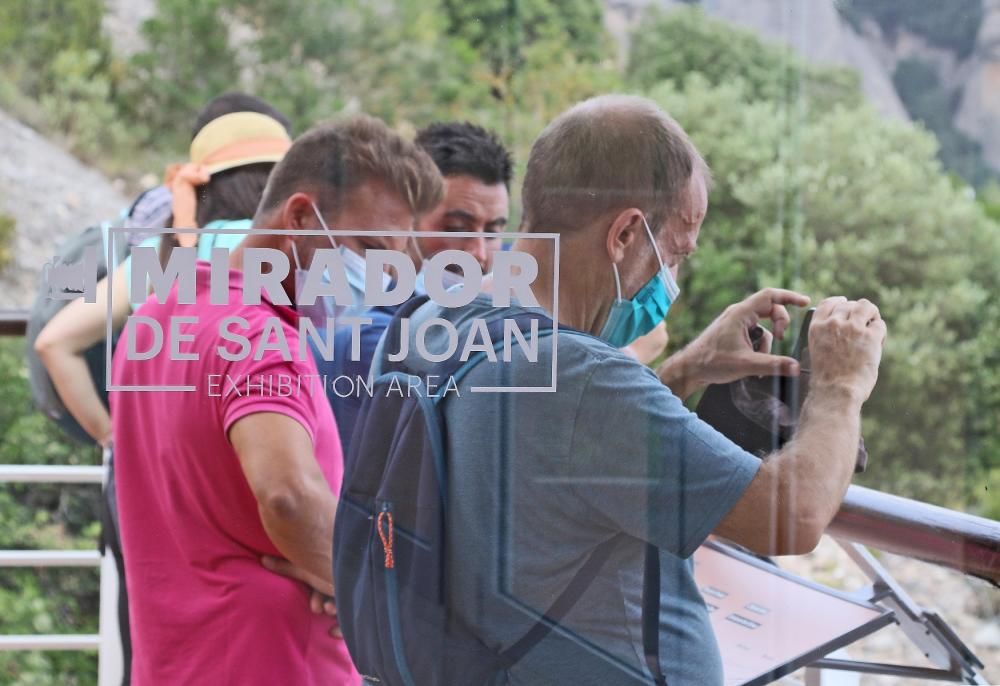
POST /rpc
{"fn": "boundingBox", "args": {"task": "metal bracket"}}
[802,539,989,685]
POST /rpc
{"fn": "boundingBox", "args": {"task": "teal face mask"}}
[598,216,680,348]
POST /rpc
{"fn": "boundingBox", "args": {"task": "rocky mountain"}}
[606,0,908,118]
[605,0,1000,183]
[0,109,127,310]
[957,0,1000,171]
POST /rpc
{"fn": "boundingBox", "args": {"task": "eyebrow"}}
[444,210,508,230]
[443,209,477,222]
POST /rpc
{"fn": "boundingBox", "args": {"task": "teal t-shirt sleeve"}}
[121,236,163,308]
[122,221,251,309]
[568,351,761,558]
[197,219,252,258]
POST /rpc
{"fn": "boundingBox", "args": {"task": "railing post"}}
[97,448,123,686]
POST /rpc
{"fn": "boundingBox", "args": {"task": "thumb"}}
[261,555,299,580]
[738,352,800,378]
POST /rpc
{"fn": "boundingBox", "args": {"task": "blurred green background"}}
[0,1,998,681]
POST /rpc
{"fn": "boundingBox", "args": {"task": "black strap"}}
[497,535,621,668]
[643,544,667,685]
[381,294,432,372]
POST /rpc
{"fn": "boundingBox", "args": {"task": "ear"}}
[604,208,645,265]
[280,192,320,231]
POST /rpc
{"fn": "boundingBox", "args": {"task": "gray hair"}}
[521,95,709,233]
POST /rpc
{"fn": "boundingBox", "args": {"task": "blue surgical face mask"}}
[291,201,368,327]
[598,216,680,348]
[410,236,469,295]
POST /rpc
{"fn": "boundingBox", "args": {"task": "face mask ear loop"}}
[310,200,339,250]
[410,234,426,264]
[611,263,624,303]
[289,237,304,271]
[641,215,668,272]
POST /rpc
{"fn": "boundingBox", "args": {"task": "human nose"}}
[466,236,489,271]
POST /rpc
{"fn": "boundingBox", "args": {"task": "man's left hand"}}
[262,555,342,637]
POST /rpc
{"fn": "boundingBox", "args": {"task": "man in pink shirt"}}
[110,116,443,684]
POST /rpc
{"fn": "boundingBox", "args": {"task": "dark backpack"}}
[333,296,667,686]
[25,187,169,443]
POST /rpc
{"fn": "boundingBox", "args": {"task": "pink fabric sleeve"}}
[219,349,320,447]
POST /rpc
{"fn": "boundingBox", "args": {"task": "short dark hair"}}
[259,115,443,218]
[522,95,708,233]
[191,92,293,139]
[415,122,513,190]
[195,162,273,226]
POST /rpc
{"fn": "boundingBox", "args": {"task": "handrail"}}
[0,550,101,567]
[831,485,999,583]
[0,309,997,583]
[0,465,104,483]
[0,310,28,337]
[0,635,100,651]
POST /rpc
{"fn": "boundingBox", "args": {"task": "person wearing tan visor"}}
[33,92,291,686]
[34,92,292,447]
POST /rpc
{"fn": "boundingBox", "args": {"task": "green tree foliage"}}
[0,213,14,270]
[625,8,1000,505]
[120,0,241,152]
[0,339,101,684]
[628,7,862,112]
[0,8,997,683]
[39,49,131,164]
[0,0,110,97]
[647,75,1000,505]
[440,0,608,80]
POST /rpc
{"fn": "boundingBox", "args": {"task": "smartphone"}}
[790,308,815,369]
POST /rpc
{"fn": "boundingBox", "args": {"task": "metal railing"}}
[0,312,118,682]
[0,460,113,681]
[832,485,999,584]
[0,309,997,684]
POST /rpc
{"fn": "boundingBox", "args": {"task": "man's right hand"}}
[657,287,810,399]
[808,296,887,403]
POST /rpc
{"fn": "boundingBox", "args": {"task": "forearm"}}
[257,480,337,592]
[769,385,862,548]
[655,345,702,400]
[40,347,111,443]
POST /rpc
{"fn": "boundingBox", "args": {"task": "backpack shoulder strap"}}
[643,544,667,685]
[371,294,432,377]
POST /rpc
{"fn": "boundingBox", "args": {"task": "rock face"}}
[605,0,1000,175]
[0,109,128,311]
[101,0,157,57]
[956,0,1000,170]
[604,0,909,119]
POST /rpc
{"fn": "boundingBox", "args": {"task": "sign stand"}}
[695,540,990,685]
[800,539,989,685]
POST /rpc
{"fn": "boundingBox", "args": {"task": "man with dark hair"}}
[110,115,442,684]
[361,95,886,684]
[315,121,512,452]
[411,121,513,276]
